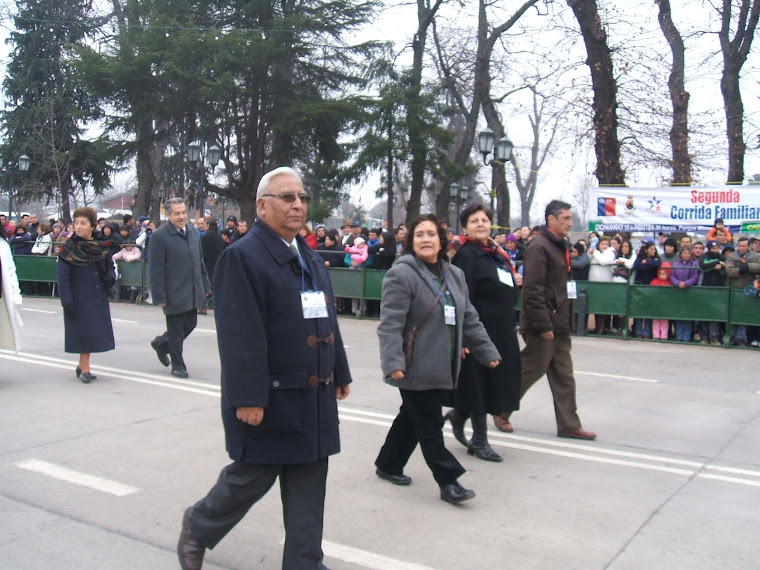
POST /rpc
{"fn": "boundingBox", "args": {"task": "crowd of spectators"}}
[3,210,759,345]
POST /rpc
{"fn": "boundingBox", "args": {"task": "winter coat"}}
[9,232,33,256]
[649,262,672,287]
[148,222,211,315]
[31,233,53,256]
[112,246,142,263]
[305,233,318,250]
[670,258,699,288]
[612,253,635,284]
[570,252,590,281]
[214,219,352,465]
[344,244,368,266]
[699,252,726,287]
[519,227,574,335]
[377,254,499,391]
[588,247,617,282]
[725,249,760,289]
[200,229,227,285]
[633,254,662,284]
[0,238,23,352]
[319,242,347,268]
[57,250,116,354]
[452,241,521,414]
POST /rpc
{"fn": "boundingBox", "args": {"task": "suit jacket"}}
[148,222,211,315]
[214,219,352,464]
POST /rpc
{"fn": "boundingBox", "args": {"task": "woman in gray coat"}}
[375,214,500,505]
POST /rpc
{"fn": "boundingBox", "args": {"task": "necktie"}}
[289,243,298,256]
[180,227,186,237]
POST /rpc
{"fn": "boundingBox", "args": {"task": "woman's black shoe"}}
[75,366,81,378]
[375,468,412,486]
[79,372,96,384]
[467,414,503,462]
[440,481,475,504]
[444,410,470,449]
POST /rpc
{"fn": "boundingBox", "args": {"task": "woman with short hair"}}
[375,213,500,504]
[57,207,116,383]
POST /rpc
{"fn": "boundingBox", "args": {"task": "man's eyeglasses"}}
[260,193,311,205]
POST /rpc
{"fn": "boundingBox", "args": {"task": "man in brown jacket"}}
[495,200,596,440]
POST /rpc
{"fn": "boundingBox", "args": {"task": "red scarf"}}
[462,236,517,275]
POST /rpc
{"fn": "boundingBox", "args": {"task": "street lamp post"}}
[0,154,31,221]
[187,142,221,218]
[449,182,470,232]
[478,127,514,228]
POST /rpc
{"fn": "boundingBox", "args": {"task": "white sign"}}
[591,186,760,232]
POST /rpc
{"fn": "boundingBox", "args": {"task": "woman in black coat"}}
[446,203,522,462]
[57,207,116,383]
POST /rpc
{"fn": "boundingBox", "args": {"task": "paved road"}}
[1,297,759,569]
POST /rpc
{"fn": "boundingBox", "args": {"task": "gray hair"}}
[256,167,302,199]
[544,199,572,223]
[165,197,186,214]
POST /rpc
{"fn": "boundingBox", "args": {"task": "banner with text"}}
[591,187,760,233]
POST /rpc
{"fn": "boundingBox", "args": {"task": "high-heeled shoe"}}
[75,366,81,378]
[444,410,470,449]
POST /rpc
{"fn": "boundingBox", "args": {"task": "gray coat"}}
[148,221,211,315]
[377,254,500,391]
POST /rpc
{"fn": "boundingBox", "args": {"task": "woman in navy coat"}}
[57,207,116,383]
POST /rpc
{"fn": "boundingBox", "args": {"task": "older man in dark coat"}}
[177,167,352,570]
[148,197,211,378]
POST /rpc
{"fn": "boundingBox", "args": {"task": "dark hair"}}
[404,213,447,260]
[460,202,493,229]
[123,214,133,223]
[119,225,130,233]
[737,237,749,246]
[73,207,97,228]
[532,225,541,233]
[637,242,659,259]
[664,237,677,248]
[207,219,219,231]
[97,217,106,223]
[572,242,585,255]
[369,227,381,236]
[381,230,396,246]
[544,200,572,223]
[620,239,634,257]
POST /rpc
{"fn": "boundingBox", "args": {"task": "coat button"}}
[272,380,280,388]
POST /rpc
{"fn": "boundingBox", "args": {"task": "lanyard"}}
[423,266,450,304]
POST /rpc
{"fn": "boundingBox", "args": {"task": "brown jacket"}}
[519,227,572,334]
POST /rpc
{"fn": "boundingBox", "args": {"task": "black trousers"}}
[155,309,197,369]
[188,459,329,570]
[375,388,465,486]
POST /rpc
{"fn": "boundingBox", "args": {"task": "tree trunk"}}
[567,0,625,186]
[718,0,760,184]
[656,0,691,184]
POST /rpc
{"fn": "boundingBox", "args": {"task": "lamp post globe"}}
[18,154,31,172]
[207,144,221,169]
[494,137,514,163]
[186,141,201,163]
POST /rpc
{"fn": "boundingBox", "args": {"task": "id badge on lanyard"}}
[444,305,456,325]
[497,267,514,287]
[567,280,577,299]
[301,291,329,319]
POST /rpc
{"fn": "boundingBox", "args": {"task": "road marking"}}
[576,370,659,383]
[15,459,140,496]
[111,318,139,324]
[323,539,436,570]
[195,328,217,334]
[20,308,57,314]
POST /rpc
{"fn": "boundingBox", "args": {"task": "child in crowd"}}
[344,236,368,315]
[670,246,699,342]
[112,242,142,302]
[649,262,672,340]
[698,240,726,345]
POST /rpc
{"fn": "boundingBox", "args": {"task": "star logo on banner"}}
[648,196,662,212]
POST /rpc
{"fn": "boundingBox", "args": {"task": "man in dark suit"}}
[176,167,352,570]
[148,197,211,378]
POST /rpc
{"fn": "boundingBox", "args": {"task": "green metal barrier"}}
[628,284,730,321]
[13,255,760,346]
[14,255,58,282]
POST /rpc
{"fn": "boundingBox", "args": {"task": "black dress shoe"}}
[439,481,475,504]
[79,372,96,384]
[171,367,189,379]
[177,508,205,570]
[375,468,412,486]
[75,366,81,378]
[151,339,170,367]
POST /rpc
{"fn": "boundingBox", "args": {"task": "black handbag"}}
[402,278,447,367]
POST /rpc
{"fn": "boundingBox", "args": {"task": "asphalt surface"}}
[1,297,759,569]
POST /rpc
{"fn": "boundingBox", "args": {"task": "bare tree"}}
[656,0,692,184]
[566,0,626,186]
[715,0,760,183]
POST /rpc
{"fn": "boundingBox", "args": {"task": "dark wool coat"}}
[214,219,352,465]
[452,242,521,415]
[200,229,227,285]
[57,256,116,354]
[520,227,573,335]
[377,255,499,391]
[148,222,211,315]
